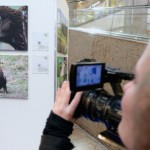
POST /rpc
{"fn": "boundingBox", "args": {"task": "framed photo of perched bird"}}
[57,8,68,55]
[0,6,28,51]
[0,55,28,99]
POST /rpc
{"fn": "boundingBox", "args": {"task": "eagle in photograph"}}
[0,6,28,50]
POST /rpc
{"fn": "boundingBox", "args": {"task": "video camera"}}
[69,59,134,146]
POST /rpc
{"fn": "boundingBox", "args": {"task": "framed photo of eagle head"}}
[0,6,28,51]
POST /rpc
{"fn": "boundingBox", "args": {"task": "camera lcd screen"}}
[76,65,102,87]
[70,62,105,91]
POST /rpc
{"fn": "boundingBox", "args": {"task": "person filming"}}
[40,43,150,150]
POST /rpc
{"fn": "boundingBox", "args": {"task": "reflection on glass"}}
[70,5,150,41]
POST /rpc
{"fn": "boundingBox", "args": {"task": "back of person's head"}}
[118,42,150,150]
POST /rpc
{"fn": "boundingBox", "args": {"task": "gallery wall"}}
[0,0,59,150]
[57,0,69,18]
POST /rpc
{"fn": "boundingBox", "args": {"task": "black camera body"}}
[69,59,134,146]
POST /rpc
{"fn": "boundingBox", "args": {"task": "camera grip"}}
[70,92,81,118]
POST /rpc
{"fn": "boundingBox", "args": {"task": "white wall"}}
[0,0,56,150]
[57,0,69,19]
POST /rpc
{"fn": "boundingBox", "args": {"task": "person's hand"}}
[52,81,82,122]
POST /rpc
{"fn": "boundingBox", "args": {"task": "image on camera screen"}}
[76,65,102,87]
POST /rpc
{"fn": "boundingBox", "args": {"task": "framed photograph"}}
[0,6,28,51]
[0,55,28,99]
[57,56,68,88]
[57,9,68,55]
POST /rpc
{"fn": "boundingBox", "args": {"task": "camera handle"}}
[110,82,123,97]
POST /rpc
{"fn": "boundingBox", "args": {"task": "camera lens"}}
[79,89,122,132]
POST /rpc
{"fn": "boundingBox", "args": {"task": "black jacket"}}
[39,111,74,150]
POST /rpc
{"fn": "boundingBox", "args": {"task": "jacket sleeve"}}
[39,111,74,150]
